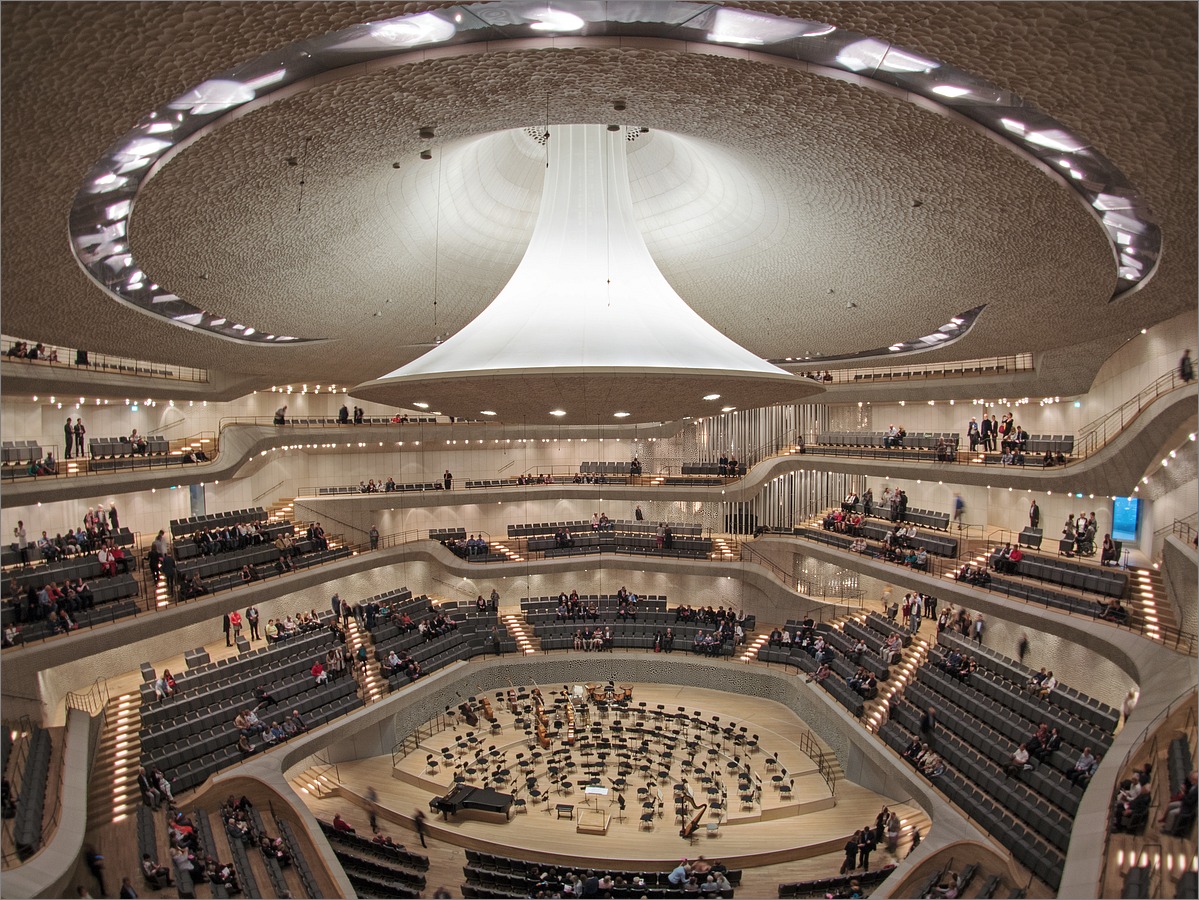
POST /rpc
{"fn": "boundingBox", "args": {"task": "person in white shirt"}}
[1036,671,1058,698]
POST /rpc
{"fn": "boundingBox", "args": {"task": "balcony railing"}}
[1,336,208,383]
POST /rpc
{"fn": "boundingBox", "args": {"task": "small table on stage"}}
[556,803,575,820]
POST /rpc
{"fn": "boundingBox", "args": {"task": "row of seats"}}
[987,547,1128,598]
[1168,734,1194,798]
[843,500,952,532]
[817,431,960,450]
[521,594,668,610]
[12,727,51,861]
[88,454,201,474]
[278,415,438,426]
[903,672,1082,819]
[777,864,896,898]
[173,521,292,561]
[809,620,891,685]
[539,544,713,561]
[177,537,301,580]
[972,570,1120,628]
[463,849,742,888]
[756,644,864,718]
[850,517,958,557]
[526,532,712,556]
[680,463,745,476]
[151,677,361,794]
[879,714,1064,891]
[275,816,321,899]
[937,630,1119,732]
[1,526,135,570]
[0,440,43,464]
[3,594,141,641]
[170,508,267,538]
[192,546,351,596]
[508,519,702,539]
[318,817,430,872]
[88,435,170,458]
[141,622,337,724]
[534,622,734,655]
[317,482,442,495]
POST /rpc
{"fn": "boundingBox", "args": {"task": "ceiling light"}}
[703,394,721,401]
[480,410,497,416]
[549,409,567,417]
[412,402,429,409]
[613,412,631,418]
[721,406,736,413]
[836,38,938,73]
[369,13,457,46]
[528,9,585,32]
[931,85,970,98]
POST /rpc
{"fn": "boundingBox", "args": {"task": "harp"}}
[678,786,708,839]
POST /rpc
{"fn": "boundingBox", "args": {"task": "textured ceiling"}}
[2,2,1195,401]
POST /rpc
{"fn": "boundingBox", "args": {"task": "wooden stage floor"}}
[301,684,927,870]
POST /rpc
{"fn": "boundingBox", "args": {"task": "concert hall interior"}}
[0,3,1196,900]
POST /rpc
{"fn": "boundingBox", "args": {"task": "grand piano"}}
[430,784,515,823]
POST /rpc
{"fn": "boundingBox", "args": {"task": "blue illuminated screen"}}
[1112,497,1140,542]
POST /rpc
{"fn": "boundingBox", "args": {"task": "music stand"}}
[615,793,626,823]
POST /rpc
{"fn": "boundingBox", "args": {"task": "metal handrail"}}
[1074,369,1189,460]
[740,542,865,606]
[64,677,109,717]
[0,335,209,383]
[785,525,1199,655]
[805,353,1035,384]
[0,431,216,483]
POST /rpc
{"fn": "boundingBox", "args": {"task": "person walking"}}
[1181,349,1194,384]
[973,614,985,645]
[109,503,119,530]
[1017,633,1030,665]
[369,525,379,550]
[414,808,428,848]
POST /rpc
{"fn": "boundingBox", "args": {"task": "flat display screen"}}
[1112,497,1140,542]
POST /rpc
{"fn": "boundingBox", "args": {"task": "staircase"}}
[1129,566,1175,640]
[709,535,739,561]
[502,612,538,655]
[268,497,295,524]
[89,692,144,824]
[291,762,341,800]
[344,618,387,704]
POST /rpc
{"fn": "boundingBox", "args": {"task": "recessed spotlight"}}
[613,412,631,418]
[480,410,497,416]
[721,406,736,413]
[549,409,566,417]
[412,402,430,409]
[703,394,721,401]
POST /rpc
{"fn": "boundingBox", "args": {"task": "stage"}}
[300,684,928,869]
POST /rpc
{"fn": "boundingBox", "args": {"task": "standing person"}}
[840,830,859,874]
[366,786,379,833]
[118,876,138,899]
[979,415,993,454]
[331,593,341,620]
[369,525,379,550]
[1017,633,1030,665]
[952,493,965,527]
[222,612,232,647]
[857,827,874,871]
[1181,349,1195,383]
[161,553,177,597]
[83,844,106,898]
[246,605,260,641]
[229,610,243,642]
[443,469,453,490]
[64,417,74,459]
[109,503,119,531]
[489,587,500,611]
[635,504,644,521]
[973,613,985,645]
[413,808,428,848]
[920,706,937,741]
[273,405,287,425]
[1029,499,1040,530]
[12,521,29,564]
[74,418,86,458]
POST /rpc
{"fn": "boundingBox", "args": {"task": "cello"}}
[459,701,479,727]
